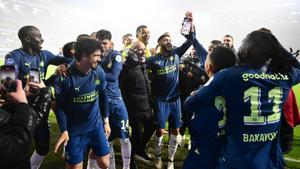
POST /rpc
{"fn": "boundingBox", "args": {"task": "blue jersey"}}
[54,64,108,136]
[192,65,300,169]
[184,87,225,169]
[5,48,72,86]
[147,40,192,101]
[100,50,123,99]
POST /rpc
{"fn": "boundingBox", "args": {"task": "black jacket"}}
[120,51,152,119]
[0,88,52,169]
[0,103,35,169]
[179,55,208,98]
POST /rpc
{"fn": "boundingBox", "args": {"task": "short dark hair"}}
[238,30,300,74]
[209,46,237,73]
[62,42,76,58]
[210,40,222,48]
[122,33,133,42]
[223,34,233,39]
[74,38,101,61]
[258,28,272,34]
[96,29,112,40]
[157,32,171,44]
[18,25,38,42]
[76,34,90,41]
[136,25,147,36]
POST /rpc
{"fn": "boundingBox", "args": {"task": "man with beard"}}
[222,34,238,56]
[120,41,155,169]
[54,38,110,169]
[4,25,72,169]
[87,29,131,169]
[146,30,195,169]
[136,25,153,58]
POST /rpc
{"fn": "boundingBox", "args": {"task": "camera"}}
[0,65,17,92]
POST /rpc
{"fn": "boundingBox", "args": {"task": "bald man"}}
[120,41,155,169]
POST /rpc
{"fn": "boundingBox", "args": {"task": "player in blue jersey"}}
[146,27,196,168]
[5,26,72,87]
[185,29,300,169]
[4,25,72,169]
[86,29,131,169]
[54,38,110,169]
[183,46,237,169]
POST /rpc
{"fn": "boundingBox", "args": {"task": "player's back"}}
[185,94,225,169]
[215,65,298,169]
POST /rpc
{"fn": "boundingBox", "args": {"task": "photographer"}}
[0,79,51,169]
[178,48,208,147]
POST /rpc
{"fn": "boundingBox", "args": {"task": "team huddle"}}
[3,12,300,169]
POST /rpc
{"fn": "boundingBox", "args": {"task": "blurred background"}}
[0,0,299,56]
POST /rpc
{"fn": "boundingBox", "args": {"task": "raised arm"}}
[175,32,195,57]
[193,38,208,69]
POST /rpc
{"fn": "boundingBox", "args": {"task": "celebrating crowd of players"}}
[1,12,300,169]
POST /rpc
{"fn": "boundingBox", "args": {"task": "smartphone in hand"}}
[29,69,40,93]
[181,11,193,35]
[29,69,40,83]
[0,65,17,92]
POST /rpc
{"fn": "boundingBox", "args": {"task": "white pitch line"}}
[285,157,300,163]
